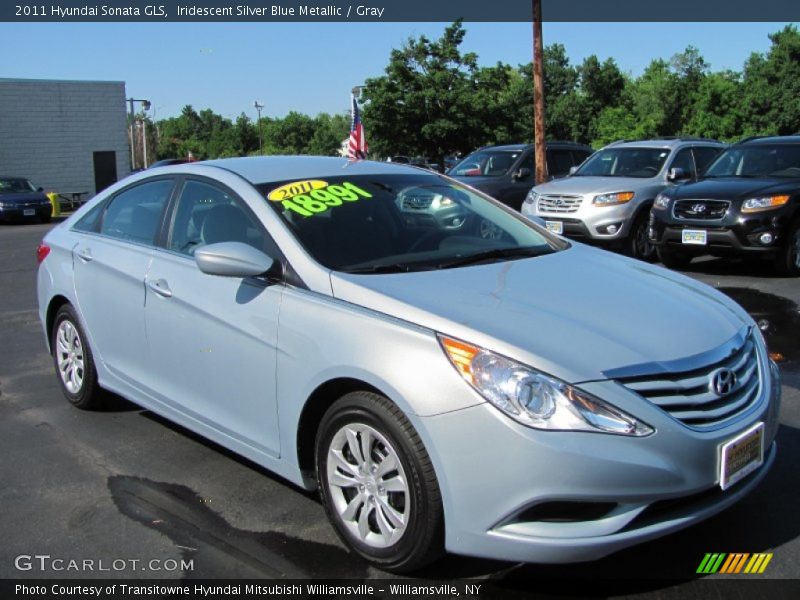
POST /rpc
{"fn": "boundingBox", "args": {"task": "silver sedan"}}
[37,157,780,571]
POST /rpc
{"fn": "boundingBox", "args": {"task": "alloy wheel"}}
[56,320,84,394]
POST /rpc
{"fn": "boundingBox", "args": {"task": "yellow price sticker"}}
[267,179,329,201]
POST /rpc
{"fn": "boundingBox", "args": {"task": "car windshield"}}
[447,150,523,177]
[0,178,36,193]
[573,148,670,178]
[259,174,561,273]
[703,144,800,178]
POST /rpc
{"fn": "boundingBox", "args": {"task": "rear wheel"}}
[774,220,800,276]
[628,211,656,262]
[316,391,444,572]
[51,305,104,409]
[657,247,693,269]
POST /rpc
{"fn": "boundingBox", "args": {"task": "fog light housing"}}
[759,232,774,245]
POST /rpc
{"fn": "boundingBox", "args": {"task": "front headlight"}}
[440,336,653,436]
[741,195,789,213]
[653,193,671,210]
[593,191,634,206]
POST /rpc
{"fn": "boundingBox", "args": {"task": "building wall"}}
[0,78,131,199]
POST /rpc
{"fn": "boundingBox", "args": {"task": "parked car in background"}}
[650,135,800,274]
[38,156,780,571]
[148,158,192,169]
[448,142,594,210]
[0,176,52,223]
[522,138,725,261]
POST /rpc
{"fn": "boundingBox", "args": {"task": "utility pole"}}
[253,101,264,155]
[532,0,547,185]
[126,98,151,169]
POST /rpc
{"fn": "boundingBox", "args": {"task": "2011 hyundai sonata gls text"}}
[37,157,780,572]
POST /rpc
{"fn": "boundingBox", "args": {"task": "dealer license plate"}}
[545,220,563,234]
[23,209,36,216]
[682,229,707,245]
[720,422,764,490]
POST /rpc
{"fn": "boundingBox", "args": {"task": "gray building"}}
[0,78,131,201]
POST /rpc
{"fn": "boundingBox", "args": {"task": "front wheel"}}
[627,211,657,262]
[774,220,800,276]
[657,247,693,270]
[316,391,444,572]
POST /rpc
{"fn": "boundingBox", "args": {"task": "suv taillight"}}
[37,243,50,265]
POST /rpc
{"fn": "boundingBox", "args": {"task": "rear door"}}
[72,178,175,386]
[143,178,283,456]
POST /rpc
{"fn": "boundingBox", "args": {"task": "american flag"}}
[348,93,368,160]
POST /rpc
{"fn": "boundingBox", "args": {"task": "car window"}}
[169,180,268,256]
[259,174,561,272]
[100,180,173,245]
[547,149,574,177]
[0,178,36,193]
[573,148,670,178]
[449,150,523,177]
[73,201,106,233]
[669,148,696,177]
[693,147,722,174]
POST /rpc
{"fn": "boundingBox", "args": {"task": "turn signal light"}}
[440,336,480,384]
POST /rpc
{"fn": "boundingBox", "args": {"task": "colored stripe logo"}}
[697,553,773,574]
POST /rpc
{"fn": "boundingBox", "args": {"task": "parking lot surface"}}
[1,219,798,588]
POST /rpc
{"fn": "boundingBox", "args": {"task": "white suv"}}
[522,138,725,260]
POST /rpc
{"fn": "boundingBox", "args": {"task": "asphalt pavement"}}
[1,219,798,591]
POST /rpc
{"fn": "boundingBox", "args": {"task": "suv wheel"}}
[657,247,693,270]
[316,391,444,572]
[774,219,800,276]
[628,211,656,262]
[52,305,104,409]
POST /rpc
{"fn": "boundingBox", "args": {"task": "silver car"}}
[37,157,779,571]
[522,138,725,261]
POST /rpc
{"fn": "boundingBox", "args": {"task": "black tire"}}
[51,304,104,409]
[315,391,444,573]
[774,219,800,276]
[657,247,693,270]
[627,210,657,262]
[41,214,52,224]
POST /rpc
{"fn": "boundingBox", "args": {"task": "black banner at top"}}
[3,0,800,22]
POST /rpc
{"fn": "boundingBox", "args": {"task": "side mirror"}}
[37,187,44,192]
[569,166,579,175]
[667,167,690,182]
[513,167,532,181]
[195,242,274,278]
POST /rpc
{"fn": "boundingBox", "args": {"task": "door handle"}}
[147,278,173,298]
[77,248,93,262]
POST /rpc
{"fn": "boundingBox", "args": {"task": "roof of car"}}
[607,137,723,150]
[480,142,591,152]
[738,135,800,145]
[195,156,428,184]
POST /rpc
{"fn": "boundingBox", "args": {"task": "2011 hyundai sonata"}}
[37,157,780,572]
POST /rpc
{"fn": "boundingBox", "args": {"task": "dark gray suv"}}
[448,142,593,210]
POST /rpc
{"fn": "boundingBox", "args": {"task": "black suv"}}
[447,142,593,210]
[650,135,800,275]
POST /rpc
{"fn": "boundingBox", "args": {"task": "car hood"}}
[0,191,48,204]
[330,244,750,384]
[532,175,658,196]
[672,177,799,201]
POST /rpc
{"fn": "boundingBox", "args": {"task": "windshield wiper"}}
[435,247,551,269]
[341,263,420,274]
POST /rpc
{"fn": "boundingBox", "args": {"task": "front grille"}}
[401,194,433,210]
[617,333,761,430]
[537,194,582,213]
[673,199,730,220]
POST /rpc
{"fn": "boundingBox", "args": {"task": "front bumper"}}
[419,360,780,563]
[0,205,51,221]
[522,196,639,242]
[649,206,793,255]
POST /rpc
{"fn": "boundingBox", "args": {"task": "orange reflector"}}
[772,195,790,206]
[769,352,784,362]
[441,336,480,384]
[617,191,635,202]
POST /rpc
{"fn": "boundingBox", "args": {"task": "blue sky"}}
[1,22,793,120]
